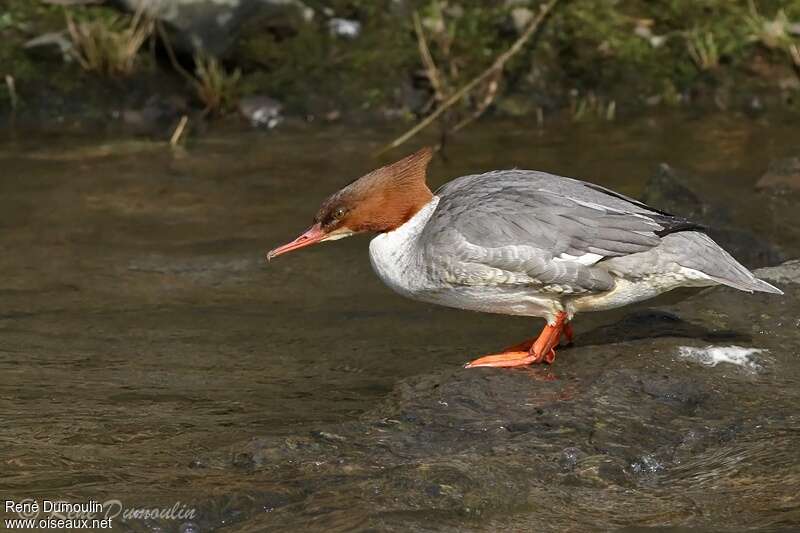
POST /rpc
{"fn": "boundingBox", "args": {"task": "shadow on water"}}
[1,112,799,531]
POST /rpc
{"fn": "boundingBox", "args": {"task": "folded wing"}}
[422,170,700,294]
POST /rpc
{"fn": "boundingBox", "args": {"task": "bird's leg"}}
[465,312,570,368]
[529,312,567,364]
[494,315,573,353]
[497,316,574,352]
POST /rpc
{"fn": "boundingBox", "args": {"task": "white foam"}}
[677,345,765,370]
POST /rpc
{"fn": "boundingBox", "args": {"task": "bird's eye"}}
[333,207,347,220]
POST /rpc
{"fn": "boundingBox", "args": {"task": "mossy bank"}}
[2,0,800,132]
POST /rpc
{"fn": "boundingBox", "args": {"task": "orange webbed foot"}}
[465,312,571,369]
[464,351,537,368]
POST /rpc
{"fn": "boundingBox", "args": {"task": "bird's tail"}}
[707,271,783,294]
[676,232,783,295]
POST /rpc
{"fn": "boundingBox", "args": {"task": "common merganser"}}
[267,148,782,368]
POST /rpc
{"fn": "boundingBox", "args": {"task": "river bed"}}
[1,112,799,531]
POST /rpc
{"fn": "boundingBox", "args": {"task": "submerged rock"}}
[641,163,707,220]
[641,163,785,268]
[755,258,800,284]
[168,261,800,531]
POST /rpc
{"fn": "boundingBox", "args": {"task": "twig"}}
[5,75,18,110]
[449,69,501,134]
[64,3,153,77]
[413,11,446,103]
[169,115,189,147]
[376,0,562,155]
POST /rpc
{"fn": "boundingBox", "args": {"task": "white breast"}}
[369,197,440,298]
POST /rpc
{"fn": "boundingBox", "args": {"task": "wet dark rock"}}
[23,31,73,61]
[638,371,706,408]
[641,163,785,268]
[111,0,312,55]
[121,93,188,134]
[709,227,785,269]
[756,157,800,191]
[756,259,800,284]
[577,308,747,346]
[171,259,800,531]
[641,163,707,220]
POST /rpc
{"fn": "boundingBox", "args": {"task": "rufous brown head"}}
[267,147,434,260]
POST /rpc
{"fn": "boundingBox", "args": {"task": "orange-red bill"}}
[267,223,327,261]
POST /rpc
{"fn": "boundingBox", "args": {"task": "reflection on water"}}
[0,112,799,531]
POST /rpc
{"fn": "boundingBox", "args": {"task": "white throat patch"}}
[368,196,440,296]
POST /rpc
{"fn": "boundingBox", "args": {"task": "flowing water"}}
[1,112,799,532]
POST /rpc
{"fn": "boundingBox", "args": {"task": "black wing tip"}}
[581,182,707,237]
[653,219,708,237]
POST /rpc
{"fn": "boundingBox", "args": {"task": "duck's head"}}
[267,147,434,260]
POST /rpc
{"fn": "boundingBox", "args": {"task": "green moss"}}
[236,0,797,115]
[0,3,95,94]
[235,1,420,113]
[2,0,799,120]
[0,0,163,117]
[525,0,800,109]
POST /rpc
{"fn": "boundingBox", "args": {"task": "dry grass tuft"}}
[744,8,795,50]
[569,91,616,122]
[65,6,153,77]
[743,4,800,76]
[192,54,241,115]
[686,30,719,71]
[790,43,800,68]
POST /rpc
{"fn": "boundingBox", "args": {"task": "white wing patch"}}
[554,252,604,266]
